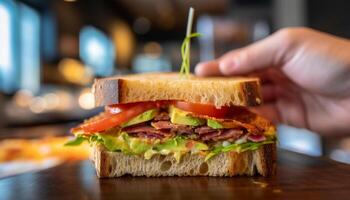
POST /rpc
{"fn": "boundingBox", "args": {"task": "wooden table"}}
[1,149,350,200]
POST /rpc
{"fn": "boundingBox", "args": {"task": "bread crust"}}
[92,143,276,177]
[93,73,262,107]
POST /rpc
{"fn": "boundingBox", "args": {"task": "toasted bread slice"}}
[93,73,262,107]
[92,143,276,177]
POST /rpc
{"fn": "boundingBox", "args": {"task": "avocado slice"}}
[97,132,154,155]
[169,106,205,126]
[97,133,130,153]
[129,138,152,154]
[207,119,224,129]
[121,109,158,128]
[155,136,187,152]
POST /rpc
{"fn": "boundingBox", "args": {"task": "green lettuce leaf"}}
[66,132,275,162]
[64,135,85,146]
[204,140,275,161]
[89,133,209,162]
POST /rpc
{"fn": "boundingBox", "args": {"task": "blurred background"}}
[1,0,350,177]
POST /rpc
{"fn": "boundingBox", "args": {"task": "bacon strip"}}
[247,134,266,142]
[176,126,193,135]
[194,126,217,135]
[153,112,171,121]
[123,124,172,139]
[213,129,243,141]
[135,133,163,139]
[124,125,158,133]
[200,131,221,141]
[151,121,177,129]
[151,121,193,135]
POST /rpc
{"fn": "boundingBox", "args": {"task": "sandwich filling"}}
[68,101,276,162]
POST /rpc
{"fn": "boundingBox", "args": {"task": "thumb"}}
[218,30,289,75]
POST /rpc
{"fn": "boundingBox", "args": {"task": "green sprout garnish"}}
[179,32,202,77]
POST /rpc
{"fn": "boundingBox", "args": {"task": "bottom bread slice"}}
[92,143,276,177]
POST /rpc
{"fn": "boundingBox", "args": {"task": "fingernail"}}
[194,62,210,76]
[219,59,236,75]
[194,63,206,76]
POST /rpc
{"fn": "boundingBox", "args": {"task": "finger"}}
[261,84,279,102]
[250,103,281,124]
[217,32,286,76]
[248,69,276,84]
[195,60,221,76]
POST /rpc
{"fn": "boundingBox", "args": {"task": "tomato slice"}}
[106,102,145,114]
[174,101,229,118]
[81,102,157,133]
[106,100,174,115]
[79,100,230,133]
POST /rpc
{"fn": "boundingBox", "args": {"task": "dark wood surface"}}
[1,149,350,200]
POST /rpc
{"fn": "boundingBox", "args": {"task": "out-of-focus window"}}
[278,125,322,156]
[19,3,41,94]
[79,26,115,77]
[0,0,17,93]
[41,11,57,62]
[0,1,41,94]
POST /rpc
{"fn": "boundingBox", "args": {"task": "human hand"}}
[195,27,350,136]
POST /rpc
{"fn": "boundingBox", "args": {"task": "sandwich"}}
[67,73,277,177]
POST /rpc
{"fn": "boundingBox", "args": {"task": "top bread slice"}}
[93,72,262,108]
